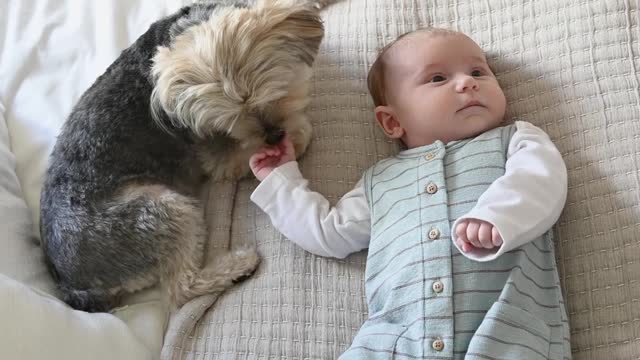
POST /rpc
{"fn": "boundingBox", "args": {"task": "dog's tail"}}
[58,283,115,313]
[41,251,115,313]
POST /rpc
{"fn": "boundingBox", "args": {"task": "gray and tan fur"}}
[40,0,327,312]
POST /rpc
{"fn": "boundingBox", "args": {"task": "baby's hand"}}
[249,136,296,181]
[455,219,503,253]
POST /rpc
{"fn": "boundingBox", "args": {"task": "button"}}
[425,182,438,194]
[432,280,444,293]
[432,339,444,351]
[428,228,440,240]
[425,152,436,161]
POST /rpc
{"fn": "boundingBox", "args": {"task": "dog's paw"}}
[292,134,311,159]
[178,246,260,303]
[226,247,260,284]
[287,118,313,158]
[229,247,261,278]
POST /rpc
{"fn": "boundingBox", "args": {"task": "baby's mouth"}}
[457,100,484,112]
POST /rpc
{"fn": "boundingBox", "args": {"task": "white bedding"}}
[0,1,187,358]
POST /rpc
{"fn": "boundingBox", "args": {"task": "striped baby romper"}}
[339,124,570,360]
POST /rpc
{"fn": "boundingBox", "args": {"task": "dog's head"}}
[150,1,324,150]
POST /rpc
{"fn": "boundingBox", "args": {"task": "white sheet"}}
[0,0,187,358]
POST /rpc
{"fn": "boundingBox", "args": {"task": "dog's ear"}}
[257,3,325,66]
[277,11,324,66]
[258,0,338,11]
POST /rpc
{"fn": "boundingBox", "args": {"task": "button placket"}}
[418,146,451,354]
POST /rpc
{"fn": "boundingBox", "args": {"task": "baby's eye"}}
[430,75,446,83]
[471,69,483,77]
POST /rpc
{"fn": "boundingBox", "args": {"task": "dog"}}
[39,0,326,312]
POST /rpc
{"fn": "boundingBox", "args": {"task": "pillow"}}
[0,103,55,294]
[0,274,154,360]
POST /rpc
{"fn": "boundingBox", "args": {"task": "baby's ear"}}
[374,106,404,139]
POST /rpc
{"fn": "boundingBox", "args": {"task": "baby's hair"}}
[367,27,462,107]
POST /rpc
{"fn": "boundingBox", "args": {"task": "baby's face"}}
[380,32,506,148]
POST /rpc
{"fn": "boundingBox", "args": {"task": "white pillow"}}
[0,102,55,294]
[0,274,154,360]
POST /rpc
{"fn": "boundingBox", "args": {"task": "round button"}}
[432,280,444,293]
[425,152,436,161]
[425,182,438,194]
[428,228,440,240]
[432,339,444,351]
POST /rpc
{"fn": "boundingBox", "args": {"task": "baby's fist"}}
[455,219,502,253]
[249,136,296,181]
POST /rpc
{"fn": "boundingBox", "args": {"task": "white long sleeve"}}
[250,162,371,258]
[451,121,568,261]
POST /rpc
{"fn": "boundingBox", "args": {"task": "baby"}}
[249,28,570,360]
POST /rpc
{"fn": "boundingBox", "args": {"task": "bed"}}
[1,0,639,359]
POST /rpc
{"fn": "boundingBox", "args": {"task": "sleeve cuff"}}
[250,161,303,211]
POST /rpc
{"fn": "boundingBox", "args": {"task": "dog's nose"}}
[265,128,285,145]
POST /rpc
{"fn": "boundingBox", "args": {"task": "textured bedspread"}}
[162,0,640,359]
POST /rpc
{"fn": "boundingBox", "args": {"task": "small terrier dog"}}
[40,0,325,312]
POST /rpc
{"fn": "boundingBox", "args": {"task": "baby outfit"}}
[251,121,570,359]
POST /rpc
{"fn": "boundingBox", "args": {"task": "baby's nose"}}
[456,75,479,92]
[265,127,285,145]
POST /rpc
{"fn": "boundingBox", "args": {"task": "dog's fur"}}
[39,0,325,312]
